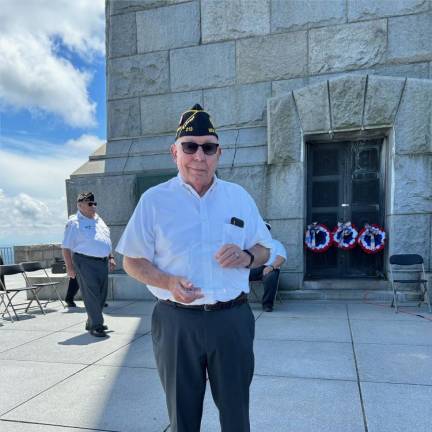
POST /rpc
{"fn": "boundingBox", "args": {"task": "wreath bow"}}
[305,222,332,253]
[357,224,386,254]
[332,222,358,250]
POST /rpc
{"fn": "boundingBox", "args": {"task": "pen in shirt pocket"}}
[230,217,244,228]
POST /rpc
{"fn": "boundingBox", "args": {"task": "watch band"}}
[243,249,255,268]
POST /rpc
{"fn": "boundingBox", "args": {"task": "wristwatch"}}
[243,249,255,268]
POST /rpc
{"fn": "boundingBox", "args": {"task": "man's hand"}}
[215,244,250,268]
[263,266,273,276]
[109,258,116,272]
[67,268,76,278]
[168,276,204,304]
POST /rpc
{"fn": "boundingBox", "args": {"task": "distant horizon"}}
[1,242,62,248]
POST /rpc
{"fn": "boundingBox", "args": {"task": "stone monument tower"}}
[66,0,432,299]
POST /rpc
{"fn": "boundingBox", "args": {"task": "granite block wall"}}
[66,0,432,288]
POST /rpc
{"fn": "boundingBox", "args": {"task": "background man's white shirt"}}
[62,210,112,257]
[266,239,287,266]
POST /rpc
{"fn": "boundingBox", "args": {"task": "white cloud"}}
[0,0,105,128]
[0,133,105,245]
[0,189,67,246]
[66,134,105,153]
[0,134,104,199]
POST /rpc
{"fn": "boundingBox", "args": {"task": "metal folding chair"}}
[20,261,65,308]
[0,264,46,321]
[389,254,431,313]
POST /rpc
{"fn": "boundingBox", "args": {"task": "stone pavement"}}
[1,296,432,432]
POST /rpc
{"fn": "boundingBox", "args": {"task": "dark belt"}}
[161,292,248,312]
[74,252,108,261]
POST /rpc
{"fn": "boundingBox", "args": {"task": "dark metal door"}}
[306,139,385,278]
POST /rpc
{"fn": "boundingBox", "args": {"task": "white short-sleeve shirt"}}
[116,175,272,304]
[266,239,287,266]
[62,211,112,258]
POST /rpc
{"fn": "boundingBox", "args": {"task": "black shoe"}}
[85,321,108,331]
[66,301,77,308]
[90,327,107,337]
[263,305,273,312]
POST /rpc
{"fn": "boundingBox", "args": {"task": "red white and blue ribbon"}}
[305,223,332,253]
[332,222,358,250]
[357,224,386,254]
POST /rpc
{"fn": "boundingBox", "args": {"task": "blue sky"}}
[0,0,106,246]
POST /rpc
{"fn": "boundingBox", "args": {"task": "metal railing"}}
[0,247,14,265]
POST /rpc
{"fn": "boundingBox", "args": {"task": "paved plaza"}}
[1,294,432,432]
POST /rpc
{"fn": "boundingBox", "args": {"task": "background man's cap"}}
[176,103,218,139]
[265,222,272,231]
[77,192,95,202]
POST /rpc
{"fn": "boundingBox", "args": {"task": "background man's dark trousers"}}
[65,277,79,305]
[0,255,4,288]
[72,254,108,329]
[249,266,280,308]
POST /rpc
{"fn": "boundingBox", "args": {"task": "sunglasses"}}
[180,141,219,155]
[87,202,97,207]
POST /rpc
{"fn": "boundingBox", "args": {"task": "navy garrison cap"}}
[176,104,218,139]
[77,192,95,202]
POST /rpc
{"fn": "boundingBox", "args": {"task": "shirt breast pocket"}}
[222,223,245,249]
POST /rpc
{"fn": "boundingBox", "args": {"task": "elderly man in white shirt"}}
[116,104,272,432]
[62,192,116,337]
[249,223,287,312]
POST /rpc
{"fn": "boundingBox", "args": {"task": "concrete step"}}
[27,273,422,304]
[303,279,390,290]
[279,289,422,302]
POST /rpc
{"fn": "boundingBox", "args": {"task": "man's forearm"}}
[248,244,270,268]
[62,249,74,271]
[123,256,172,290]
[271,256,285,269]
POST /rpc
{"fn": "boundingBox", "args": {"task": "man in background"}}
[62,192,115,337]
[249,222,287,312]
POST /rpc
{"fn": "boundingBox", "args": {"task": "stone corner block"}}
[267,94,302,164]
[108,52,169,100]
[108,12,137,58]
[108,98,141,139]
[294,81,330,133]
[328,75,366,130]
[364,75,405,127]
